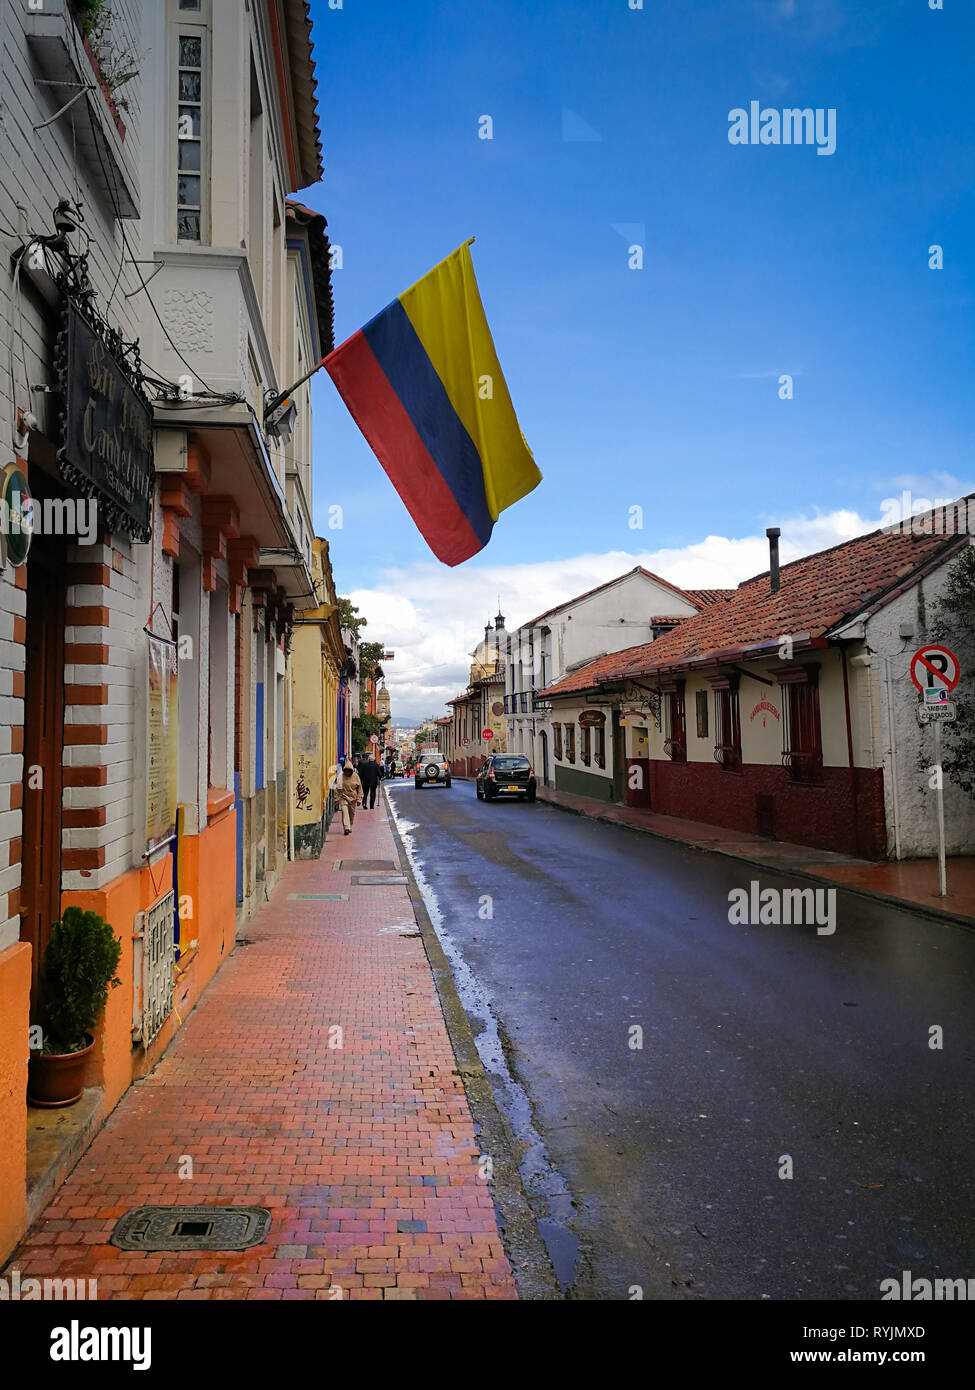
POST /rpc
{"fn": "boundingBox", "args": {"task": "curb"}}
[537,791,975,933]
[383,786,562,1301]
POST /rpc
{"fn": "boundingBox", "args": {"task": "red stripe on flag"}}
[325,330,485,567]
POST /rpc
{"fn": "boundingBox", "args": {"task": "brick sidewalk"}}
[7,794,517,1300]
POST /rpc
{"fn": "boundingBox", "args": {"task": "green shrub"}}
[39,907,122,1054]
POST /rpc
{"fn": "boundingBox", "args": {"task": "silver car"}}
[415,750,451,789]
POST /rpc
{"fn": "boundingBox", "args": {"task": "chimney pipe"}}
[766,527,781,593]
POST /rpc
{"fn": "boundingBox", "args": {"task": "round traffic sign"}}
[910,644,960,693]
[369,734,379,744]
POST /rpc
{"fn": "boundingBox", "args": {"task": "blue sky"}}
[299,0,974,716]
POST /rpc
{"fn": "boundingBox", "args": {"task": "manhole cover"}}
[287,893,349,901]
[335,859,397,872]
[352,874,408,886]
[110,1206,271,1252]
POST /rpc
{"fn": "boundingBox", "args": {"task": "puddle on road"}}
[389,800,581,1293]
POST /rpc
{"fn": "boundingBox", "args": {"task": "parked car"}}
[415,748,451,789]
[475,754,537,802]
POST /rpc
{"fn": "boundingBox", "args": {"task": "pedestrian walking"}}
[359,754,382,809]
[336,760,363,835]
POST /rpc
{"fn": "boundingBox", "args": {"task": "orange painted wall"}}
[62,856,175,1112]
[172,810,237,1023]
[0,942,31,1262]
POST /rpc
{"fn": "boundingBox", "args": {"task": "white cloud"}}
[346,507,882,720]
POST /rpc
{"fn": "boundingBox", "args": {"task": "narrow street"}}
[387,778,975,1302]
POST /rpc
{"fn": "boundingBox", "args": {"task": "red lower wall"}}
[450,757,480,779]
[648,760,887,859]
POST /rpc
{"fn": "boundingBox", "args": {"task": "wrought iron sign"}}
[622,681,662,730]
[56,300,154,541]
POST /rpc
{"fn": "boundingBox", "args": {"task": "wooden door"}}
[21,537,66,1010]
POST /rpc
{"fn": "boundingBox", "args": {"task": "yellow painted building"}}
[290,538,346,858]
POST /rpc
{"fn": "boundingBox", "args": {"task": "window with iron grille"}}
[594,725,606,768]
[712,678,742,772]
[778,665,823,784]
[663,685,686,762]
[138,892,176,1048]
[581,725,591,766]
[553,722,563,760]
[565,723,576,763]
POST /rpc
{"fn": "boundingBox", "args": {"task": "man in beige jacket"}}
[336,760,363,835]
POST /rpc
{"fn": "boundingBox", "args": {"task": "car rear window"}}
[493,757,530,770]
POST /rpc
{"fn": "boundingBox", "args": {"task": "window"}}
[581,725,591,766]
[553,722,563,760]
[695,690,708,739]
[179,0,202,8]
[594,725,606,769]
[565,723,576,764]
[177,32,205,239]
[663,685,686,761]
[712,678,742,772]
[779,666,823,784]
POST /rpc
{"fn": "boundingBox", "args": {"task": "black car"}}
[475,754,537,802]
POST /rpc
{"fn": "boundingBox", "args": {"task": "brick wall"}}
[649,760,888,860]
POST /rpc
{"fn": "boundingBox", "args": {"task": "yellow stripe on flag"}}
[398,243,541,521]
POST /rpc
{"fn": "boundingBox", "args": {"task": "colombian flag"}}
[324,241,541,566]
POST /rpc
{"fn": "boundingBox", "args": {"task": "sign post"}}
[910,644,960,898]
[934,720,947,897]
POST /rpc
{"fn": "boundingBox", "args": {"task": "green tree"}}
[929,547,975,795]
[337,597,365,639]
[352,713,383,754]
[358,640,386,714]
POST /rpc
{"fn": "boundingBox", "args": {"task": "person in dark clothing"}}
[359,755,382,808]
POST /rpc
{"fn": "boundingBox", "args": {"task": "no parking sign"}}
[910,644,960,694]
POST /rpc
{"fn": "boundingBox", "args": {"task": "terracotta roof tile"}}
[682,588,734,606]
[541,521,967,698]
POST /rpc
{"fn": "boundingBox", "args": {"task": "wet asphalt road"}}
[386,778,975,1301]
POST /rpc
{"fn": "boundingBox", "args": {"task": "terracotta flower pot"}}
[27,1035,95,1109]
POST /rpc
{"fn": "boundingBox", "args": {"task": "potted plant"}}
[28,907,122,1108]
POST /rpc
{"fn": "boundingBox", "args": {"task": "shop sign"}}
[578,709,606,728]
[58,301,154,542]
[0,462,32,566]
[749,698,780,727]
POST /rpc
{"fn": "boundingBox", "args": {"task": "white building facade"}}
[504,568,708,789]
